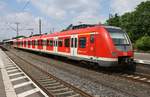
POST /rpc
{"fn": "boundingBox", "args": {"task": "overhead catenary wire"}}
[6,0,31,36]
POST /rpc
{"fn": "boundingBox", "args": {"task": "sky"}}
[0,0,147,41]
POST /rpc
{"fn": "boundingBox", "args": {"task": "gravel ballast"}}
[5,48,150,97]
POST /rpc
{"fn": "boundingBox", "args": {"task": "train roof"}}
[16,24,122,41]
[104,26,121,29]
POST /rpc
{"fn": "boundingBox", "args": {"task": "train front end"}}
[105,26,135,71]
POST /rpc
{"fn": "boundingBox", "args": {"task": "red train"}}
[13,24,135,70]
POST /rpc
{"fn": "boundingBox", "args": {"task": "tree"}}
[106,13,121,27]
[135,35,150,51]
[106,1,150,43]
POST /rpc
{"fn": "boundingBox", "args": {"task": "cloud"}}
[29,0,104,23]
[110,0,147,15]
[0,12,51,40]
[0,1,12,16]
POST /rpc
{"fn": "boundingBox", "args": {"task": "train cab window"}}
[49,40,53,46]
[79,37,86,48]
[90,34,94,43]
[65,38,70,47]
[58,40,63,47]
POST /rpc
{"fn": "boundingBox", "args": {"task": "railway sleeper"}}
[50,87,69,92]
[38,78,54,82]
[53,90,75,96]
[67,94,80,97]
[40,80,57,84]
[42,82,60,87]
[51,89,73,94]
[46,85,64,90]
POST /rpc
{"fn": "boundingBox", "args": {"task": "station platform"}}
[0,49,48,97]
[134,52,150,64]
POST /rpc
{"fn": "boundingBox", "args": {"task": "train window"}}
[75,38,77,48]
[79,37,86,48]
[30,41,31,45]
[35,40,37,45]
[38,40,40,45]
[56,40,58,47]
[31,41,33,45]
[28,41,30,45]
[65,38,70,47]
[53,41,55,46]
[41,40,43,46]
[71,38,73,47]
[58,40,63,47]
[33,40,35,46]
[50,40,53,46]
[90,34,94,43]
[43,40,46,45]
[24,41,26,46]
[46,40,49,46]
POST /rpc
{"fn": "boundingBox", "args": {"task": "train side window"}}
[42,40,45,45]
[71,38,73,47]
[75,38,77,48]
[33,40,35,45]
[50,40,53,46]
[90,34,94,43]
[79,37,86,48]
[56,40,58,47]
[30,41,31,45]
[24,41,26,45]
[32,41,33,45]
[46,40,49,46]
[65,38,70,47]
[28,41,30,45]
[58,40,63,47]
[35,40,37,45]
[38,40,40,45]
[41,40,43,46]
[43,40,46,45]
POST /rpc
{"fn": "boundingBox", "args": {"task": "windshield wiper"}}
[115,44,130,46]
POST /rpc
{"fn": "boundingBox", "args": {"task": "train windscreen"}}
[106,28,132,51]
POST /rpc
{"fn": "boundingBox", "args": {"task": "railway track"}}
[5,50,93,97]
[4,48,150,97]
[119,72,150,85]
[15,49,150,86]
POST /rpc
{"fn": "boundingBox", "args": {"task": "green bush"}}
[135,36,150,51]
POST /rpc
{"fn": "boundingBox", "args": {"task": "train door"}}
[89,34,96,57]
[71,35,78,56]
[35,39,38,49]
[54,37,58,53]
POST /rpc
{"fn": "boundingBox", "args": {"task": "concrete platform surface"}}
[134,52,150,64]
[0,49,49,97]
